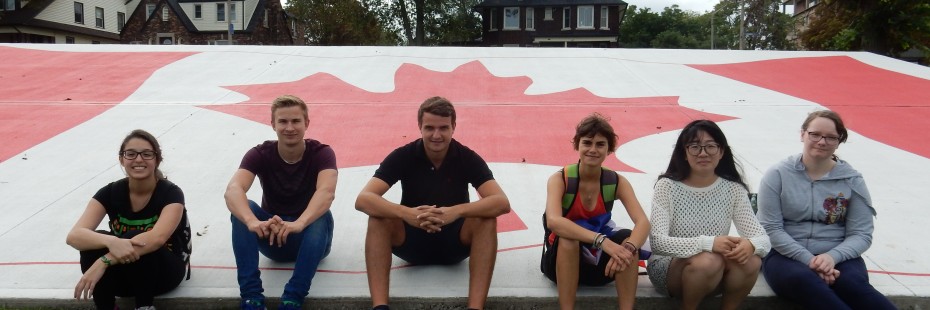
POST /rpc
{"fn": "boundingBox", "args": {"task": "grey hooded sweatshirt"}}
[757,153,877,265]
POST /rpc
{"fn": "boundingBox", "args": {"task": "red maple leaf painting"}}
[205,60,734,172]
[690,56,930,160]
[0,46,195,163]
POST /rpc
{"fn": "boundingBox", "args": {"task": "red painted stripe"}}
[690,56,930,160]
[2,255,929,276]
[0,46,196,163]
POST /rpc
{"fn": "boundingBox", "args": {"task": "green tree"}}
[286,0,400,45]
[389,0,481,45]
[705,0,793,50]
[800,0,930,61]
[620,5,705,48]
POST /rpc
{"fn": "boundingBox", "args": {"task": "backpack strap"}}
[600,168,618,212]
[560,164,580,216]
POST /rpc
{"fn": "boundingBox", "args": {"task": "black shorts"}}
[541,229,633,286]
[392,218,469,265]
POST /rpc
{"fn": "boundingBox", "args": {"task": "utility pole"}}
[739,0,745,50]
[711,9,715,50]
[227,0,233,44]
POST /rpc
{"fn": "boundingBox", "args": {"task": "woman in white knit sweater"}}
[647,120,770,310]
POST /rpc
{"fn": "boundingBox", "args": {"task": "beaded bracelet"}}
[99,255,112,266]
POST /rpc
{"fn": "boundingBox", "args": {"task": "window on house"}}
[194,4,202,19]
[118,12,125,31]
[544,7,552,20]
[74,2,84,24]
[526,8,534,30]
[162,7,168,21]
[230,3,237,21]
[146,4,155,19]
[577,6,593,29]
[1,0,15,11]
[600,6,608,29]
[95,7,104,28]
[504,7,519,30]
[562,7,570,29]
[489,8,497,30]
[264,9,269,28]
[66,36,75,44]
[217,3,225,21]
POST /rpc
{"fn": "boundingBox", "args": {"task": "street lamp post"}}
[227,0,233,45]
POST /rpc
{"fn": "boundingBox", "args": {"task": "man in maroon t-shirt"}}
[224,95,337,310]
[356,96,511,310]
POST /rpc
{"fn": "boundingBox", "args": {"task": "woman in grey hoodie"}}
[757,110,895,309]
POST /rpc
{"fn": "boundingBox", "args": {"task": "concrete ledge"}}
[3,296,929,309]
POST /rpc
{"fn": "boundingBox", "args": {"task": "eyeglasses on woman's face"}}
[685,143,720,156]
[806,132,840,145]
[120,150,156,160]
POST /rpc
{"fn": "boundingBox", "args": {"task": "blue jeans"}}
[762,251,895,310]
[231,200,334,302]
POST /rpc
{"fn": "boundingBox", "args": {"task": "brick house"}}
[0,0,130,44]
[473,0,629,47]
[121,0,300,45]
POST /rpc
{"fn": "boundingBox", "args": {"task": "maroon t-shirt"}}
[239,139,337,217]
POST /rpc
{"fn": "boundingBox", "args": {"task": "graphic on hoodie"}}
[823,192,848,225]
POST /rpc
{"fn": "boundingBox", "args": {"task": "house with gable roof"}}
[120,0,300,45]
[473,0,629,47]
[0,0,132,44]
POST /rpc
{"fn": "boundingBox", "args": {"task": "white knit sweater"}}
[649,177,771,258]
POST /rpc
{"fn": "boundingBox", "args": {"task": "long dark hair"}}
[120,129,166,180]
[658,120,747,191]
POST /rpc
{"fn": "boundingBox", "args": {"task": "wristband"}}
[622,241,638,253]
[100,255,112,266]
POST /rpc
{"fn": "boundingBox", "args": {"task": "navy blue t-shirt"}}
[374,138,493,208]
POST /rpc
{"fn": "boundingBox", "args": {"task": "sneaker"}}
[278,300,302,310]
[240,299,266,310]
[372,305,390,310]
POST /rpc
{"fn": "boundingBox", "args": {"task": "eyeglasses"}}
[685,143,720,156]
[120,150,156,160]
[807,132,840,145]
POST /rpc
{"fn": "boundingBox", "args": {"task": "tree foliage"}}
[286,0,400,45]
[619,1,792,50]
[800,0,930,61]
[389,0,481,45]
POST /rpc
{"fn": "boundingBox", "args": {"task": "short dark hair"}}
[120,129,166,179]
[658,120,747,191]
[271,95,309,122]
[802,110,848,144]
[418,96,456,127]
[572,113,618,153]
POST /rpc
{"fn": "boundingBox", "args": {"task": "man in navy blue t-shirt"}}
[356,96,511,310]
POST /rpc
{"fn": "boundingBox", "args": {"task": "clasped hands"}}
[809,253,841,285]
[74,237,147,300]
[406,205,459,233]
[248,216,305,247]
[713,236,755,264]
[602,239,637,277]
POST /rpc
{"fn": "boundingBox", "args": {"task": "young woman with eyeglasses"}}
[646,120,770,310]
[66,129,190,310]
[757,110,895,309]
